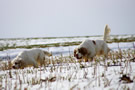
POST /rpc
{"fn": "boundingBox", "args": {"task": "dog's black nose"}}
[12,66,15,69]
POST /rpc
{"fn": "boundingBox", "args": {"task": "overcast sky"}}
[0,0,135,38]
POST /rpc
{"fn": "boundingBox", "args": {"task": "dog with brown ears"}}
[74,25,111,62]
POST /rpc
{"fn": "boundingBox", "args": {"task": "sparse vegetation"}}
[0,35,135,89]
[0,34,135,51]
[0,47,135,90]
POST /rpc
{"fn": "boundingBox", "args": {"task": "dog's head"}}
[74,47,88,59]
[12,58,24,69]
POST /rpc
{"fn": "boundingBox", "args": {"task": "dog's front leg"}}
[33,61,38,68]
[84,57,88,62]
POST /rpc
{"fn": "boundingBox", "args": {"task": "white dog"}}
[74,25,111,62]
[12,48,52,69]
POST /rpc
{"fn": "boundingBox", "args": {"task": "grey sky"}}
[0,0,135,38]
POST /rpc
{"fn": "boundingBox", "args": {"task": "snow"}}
[0,35,135,90]
[0,42,134,60]
[1,34,135,47]
[0,37,102,47]
[1,60,135,90]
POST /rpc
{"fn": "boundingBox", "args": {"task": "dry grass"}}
[0,34,135,51]
[0,48,135,90]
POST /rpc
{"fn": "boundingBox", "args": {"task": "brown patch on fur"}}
[79,47,88,56]
[74,49,77,57]
[83,57,94,62]
[92,40,96,45]
[99,50,104,55]
[84,57,88,62]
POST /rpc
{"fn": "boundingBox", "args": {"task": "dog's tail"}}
[43,51,52,57]
[103,24,111,42]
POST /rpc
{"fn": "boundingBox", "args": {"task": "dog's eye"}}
[78,48,81,52]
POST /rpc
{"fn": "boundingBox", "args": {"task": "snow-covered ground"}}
[0,34,134,47]
[0,36,103,47]
[0,53,135,90]
[0,34,135,60]
[0,41,134,60]
[0,35,135,90]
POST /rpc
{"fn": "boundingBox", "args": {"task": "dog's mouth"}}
[74,53,83,59]
[76,56,82,59]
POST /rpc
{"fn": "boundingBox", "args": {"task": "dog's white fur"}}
[12,48,52,69]
[74,25,111,62]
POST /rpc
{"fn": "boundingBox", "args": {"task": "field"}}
[0,35,135,90]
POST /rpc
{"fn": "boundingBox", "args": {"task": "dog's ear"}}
[74,49,77,57]
[79,47,88,55]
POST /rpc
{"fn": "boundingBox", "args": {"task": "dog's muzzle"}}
[12,65,17,69]
[74,53,83,59]
[12,64,19,69]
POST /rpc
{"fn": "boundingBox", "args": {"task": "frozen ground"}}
[0,35,135,90]
[0,49,135,90]
[0,36,103,47]
[0,34,135,60]
[0,34,135,47]
[0,41,134,60]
